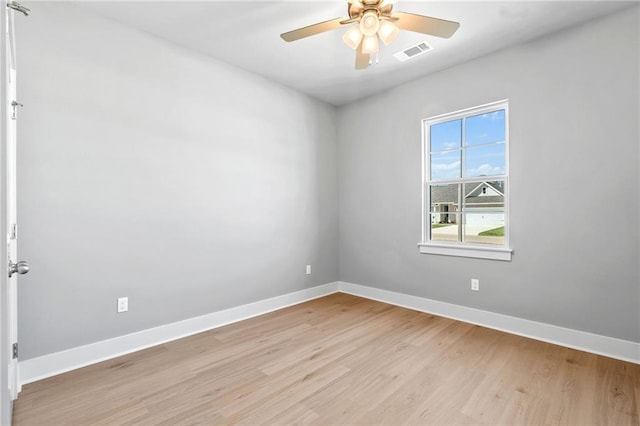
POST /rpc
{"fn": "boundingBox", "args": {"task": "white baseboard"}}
[19,280,639,387]
[18,282,340,386]
[338,281,640,365]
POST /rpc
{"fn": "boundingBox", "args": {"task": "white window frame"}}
[419,100,512,261]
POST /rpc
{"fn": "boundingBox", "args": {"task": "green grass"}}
[432,223,454,229]
[479,226,504,237]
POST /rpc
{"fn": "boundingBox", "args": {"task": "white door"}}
[2,2,29,420]
[1,1,14,422]
[6,8,18,401]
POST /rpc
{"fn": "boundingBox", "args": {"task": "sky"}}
[429,109,506,181]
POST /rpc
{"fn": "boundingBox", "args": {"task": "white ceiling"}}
[76,1,636,106]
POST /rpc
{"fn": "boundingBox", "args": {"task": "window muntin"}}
[422,100,510,258]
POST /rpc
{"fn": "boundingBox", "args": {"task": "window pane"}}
[430,150,461,181]
[462,180,505,245]
[464,144,505,178]
[463,213,505,245]
[430,119,461,152]
[430,183,460,242]
[430,183,460,214]
[463,181,505,210]
[430,213,460,243]
[465,109,505,146]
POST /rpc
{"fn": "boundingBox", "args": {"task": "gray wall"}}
[16,3,338,360]
[15,3,640,363]
[338,8,640,342]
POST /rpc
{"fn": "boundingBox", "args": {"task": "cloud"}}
[479,111,504,121]
[431,160,461,180]
[433,160,461,171]
[443,141,459,149]
[467,163,504,176]
[490,110,504,121]
[432,141,460,151]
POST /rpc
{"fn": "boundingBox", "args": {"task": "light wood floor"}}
[13,293,640,425]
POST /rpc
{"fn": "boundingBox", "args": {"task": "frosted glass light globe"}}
[361,34,379,54]
[343,25,363,50]
[359,10,379,36]
[378,20,399,45]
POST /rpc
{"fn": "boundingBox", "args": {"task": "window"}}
[420,100,512,261]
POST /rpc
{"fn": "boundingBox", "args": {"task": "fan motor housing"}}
[348,1,393,20]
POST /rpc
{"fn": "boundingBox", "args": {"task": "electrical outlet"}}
[306,265,311,275]
[117,297,128,313]
[471,279,480,291]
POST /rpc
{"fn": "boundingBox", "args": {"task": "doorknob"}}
[8,260,29,278]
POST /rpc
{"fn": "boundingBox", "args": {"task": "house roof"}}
[431,180,504,207]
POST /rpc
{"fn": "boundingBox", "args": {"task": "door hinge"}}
[7,2,30,16]
[10,101,23,120]
[10,224,17,240]
[12,343,18,359]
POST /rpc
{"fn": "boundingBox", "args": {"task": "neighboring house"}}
[431,184,459,224]
[431,181,505,226]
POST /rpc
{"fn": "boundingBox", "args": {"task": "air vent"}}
[393,41,433,62]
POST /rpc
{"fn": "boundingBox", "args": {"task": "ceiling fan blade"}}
[355,40,370,70]
[393,12,460,38]
[281,17,346,42]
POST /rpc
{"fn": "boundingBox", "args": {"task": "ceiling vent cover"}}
[393,41,433,62]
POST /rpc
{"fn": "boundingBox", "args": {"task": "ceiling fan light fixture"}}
[343,24,363,50]
[280,0,461,70]
[361,34,379,54]
[378,19,399,45]
[360,10,380,36]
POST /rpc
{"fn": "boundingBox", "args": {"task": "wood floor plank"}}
[225,364,351,424]
[13,294,640,425]
[634,370,640,422]
[354,364,446,425]
[404,365,489,425]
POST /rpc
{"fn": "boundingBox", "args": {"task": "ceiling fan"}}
[280,0,460,70]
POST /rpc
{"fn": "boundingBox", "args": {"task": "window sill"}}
[418,243,512,261]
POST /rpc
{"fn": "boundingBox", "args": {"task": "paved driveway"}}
[433,223,499,236]
[431,223,503,245]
